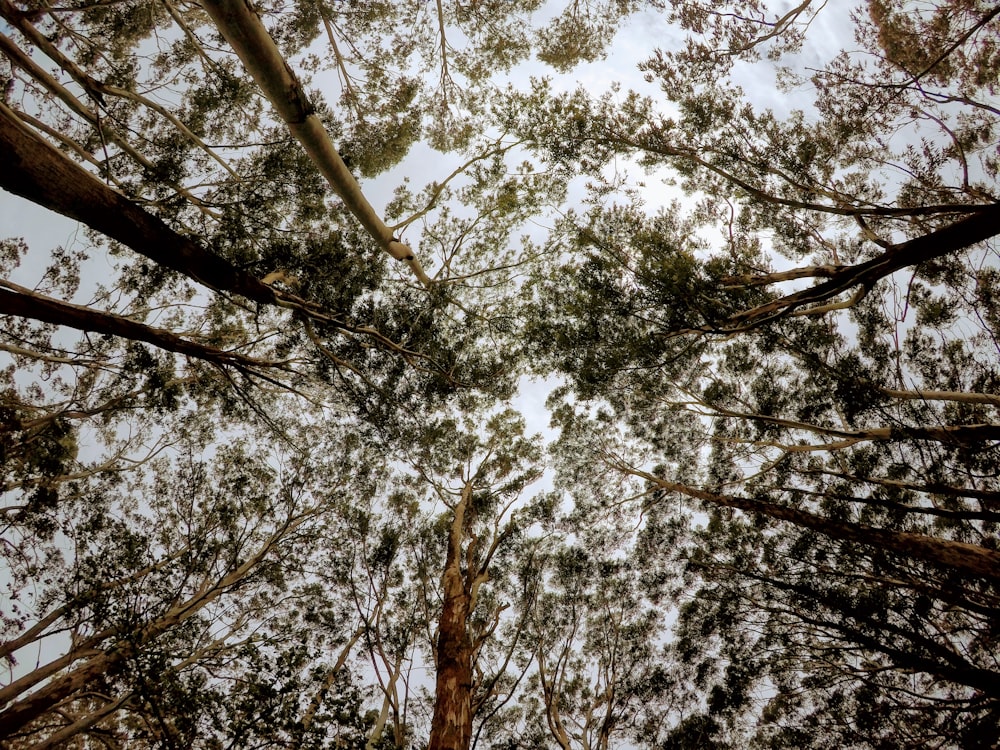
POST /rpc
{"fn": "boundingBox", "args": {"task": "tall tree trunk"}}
[621,466,1000,581]
[0,100,279,305]
[198,0,432,286]
[429,485,475,750]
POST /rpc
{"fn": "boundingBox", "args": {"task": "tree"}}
[2,0,1000,747]
[513,0,1000,744]
[392,407,544,750]
[2,414,382,746]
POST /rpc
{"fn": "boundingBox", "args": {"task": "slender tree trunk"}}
[428,486,475,750]
[198,0,432,286]
[366,656,403,750]
[299,627,363,742]
[622,467,1000,581]
[536,649,573,750]
[0,283,280,372]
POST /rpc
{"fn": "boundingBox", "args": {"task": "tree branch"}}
[199,0,432,286]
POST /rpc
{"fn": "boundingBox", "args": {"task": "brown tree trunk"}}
[428,486,475,750]
[0,101,279,305]
[0,283,280,372]
[626,468,1000,581]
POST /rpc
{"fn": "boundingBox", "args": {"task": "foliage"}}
[1,0,999,748]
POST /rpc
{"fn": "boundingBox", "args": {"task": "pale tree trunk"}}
[536,646,573,750]
[298,626,364,743]
[365,654,404,750]
[199,0,432,287]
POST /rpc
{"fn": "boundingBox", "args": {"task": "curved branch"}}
[682,202,1000,335]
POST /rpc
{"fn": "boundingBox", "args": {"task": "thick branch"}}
[701,400,1000,448]
[695,202,1000,334]
[198,0,432,286]
[0,281,283,373]
[619,464,1000,581]
[797,468,1000,505]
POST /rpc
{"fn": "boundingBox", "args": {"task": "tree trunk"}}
[0,100,280,305]
[0,283,280,372]
[428,486,475,750]
[198,0,432,286]
[626,467,1000,581]
[366,656,403,750]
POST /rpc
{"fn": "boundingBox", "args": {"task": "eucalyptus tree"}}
[385,406,544,750]
[509,0,1000,744]
[1,407,392,747]
[0,0,603,482]
[7,0,998,746]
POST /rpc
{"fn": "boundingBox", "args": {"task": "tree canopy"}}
[1,1,999,748]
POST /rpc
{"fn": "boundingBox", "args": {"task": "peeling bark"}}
[429,483,475,750]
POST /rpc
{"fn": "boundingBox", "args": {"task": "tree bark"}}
[622,466,1000,581]
[0,282,281,372]
[0,100,279,305]
[198,0,432,287]
[428,484,475,750]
